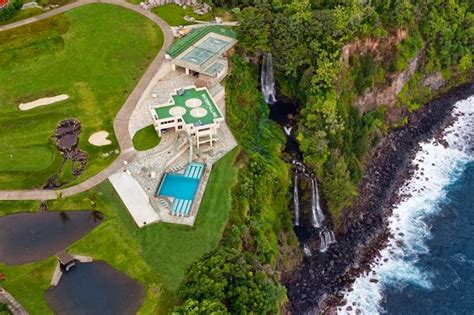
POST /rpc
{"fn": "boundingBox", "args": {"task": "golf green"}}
[0,3,164,189]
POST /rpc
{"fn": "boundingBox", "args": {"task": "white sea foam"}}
[338,96,474,314]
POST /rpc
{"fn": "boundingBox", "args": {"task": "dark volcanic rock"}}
[285,82,474,314]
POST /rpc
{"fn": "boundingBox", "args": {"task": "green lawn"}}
[0,182,172,314]
[0,146,58,172]
[90,148,239,295]
[119,148,239,290]
[132,125,161,151]
[0,3,164,190]
[151,3,229,26]
[0,148,239,313]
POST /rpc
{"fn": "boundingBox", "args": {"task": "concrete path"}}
[0,287,28,315]
[0,0,174,200]
[109,170,160,227]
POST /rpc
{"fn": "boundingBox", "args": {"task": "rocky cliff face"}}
[354,51,422,113]
[339,30,446,123]
[340,29,408,66]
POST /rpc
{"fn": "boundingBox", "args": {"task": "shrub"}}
[0,0,22,22]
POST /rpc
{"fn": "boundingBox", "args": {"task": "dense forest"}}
[234,0,473,220]
[175,0,473,313]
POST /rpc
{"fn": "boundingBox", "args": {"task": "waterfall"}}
[284,125,292,136]
[310,177,325,228]
[319,228,336,253]
[293,173,300,226]
[303,244,312,257]
[261,53,277,104]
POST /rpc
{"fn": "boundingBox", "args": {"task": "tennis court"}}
[180,36,231,66]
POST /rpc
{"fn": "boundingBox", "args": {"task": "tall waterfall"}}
[293,173,300,226]
[261,53,277,104]
[310,177,325,228]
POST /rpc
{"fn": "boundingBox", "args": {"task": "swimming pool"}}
[158,174,199,200]
[156,163,205,217]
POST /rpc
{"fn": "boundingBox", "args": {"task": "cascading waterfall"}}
[319,228,336,253]
[293,173,300,226]
[293,162,336,253]
[284,125,292,136]
[261,53,277,104]
[310,177,325,228]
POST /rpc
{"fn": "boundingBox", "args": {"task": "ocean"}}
[338,95,474,314]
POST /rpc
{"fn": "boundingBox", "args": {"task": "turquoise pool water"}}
[158,174,199,200]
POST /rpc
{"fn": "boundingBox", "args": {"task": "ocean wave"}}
[338,95,474,314]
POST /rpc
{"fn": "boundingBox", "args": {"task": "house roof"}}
[153,86,222,127]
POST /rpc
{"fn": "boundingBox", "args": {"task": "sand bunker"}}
[88,131,112,146]
[19,94,69,111]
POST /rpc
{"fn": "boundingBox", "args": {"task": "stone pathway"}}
[0,288,28,315]
[0,0,174,201]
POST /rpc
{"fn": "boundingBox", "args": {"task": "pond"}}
[0,211,102,265]
[44,261,144,314]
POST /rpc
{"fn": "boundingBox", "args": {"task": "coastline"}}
[285,81,474,314]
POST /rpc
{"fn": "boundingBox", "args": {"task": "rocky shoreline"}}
[284,82,474,314]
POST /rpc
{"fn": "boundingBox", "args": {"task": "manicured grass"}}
[0,148,240,312]
[0,182,172,314]
[152,3,215,26]
[125,148,239,290]
[132,125,161,151]
[0,3,164,190]
[0,146,58,172]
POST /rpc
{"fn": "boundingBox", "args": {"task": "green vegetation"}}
[151,3,223,26]
[0,148,240,313]
[235,0,473,222]
[0,4,163,190]
[131,148,239,290]
[0,303,12,315]
[132,125,161,151]
[173,247,285,314]
[0,0,73,25]
[0,7,43,26]
[0,146,57,172]
[0,182,169,314]
[173,56,292,313]
[0,0,22,22]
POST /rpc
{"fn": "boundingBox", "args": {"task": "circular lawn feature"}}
[132,125,161,151]
[0,146,57,172]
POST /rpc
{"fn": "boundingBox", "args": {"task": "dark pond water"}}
[45,261,144,315]
[0,211,102,265]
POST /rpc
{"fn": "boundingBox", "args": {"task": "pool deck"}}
[111,53,236,227]
[109,171,160,227]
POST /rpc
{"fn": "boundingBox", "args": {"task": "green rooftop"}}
[154,87,222,126]
[166,26,236,59]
